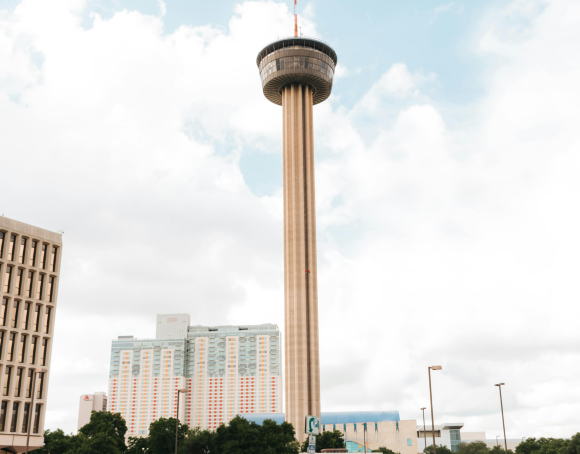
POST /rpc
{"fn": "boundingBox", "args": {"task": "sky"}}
[1,0,580,440]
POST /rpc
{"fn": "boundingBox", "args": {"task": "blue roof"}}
[239,411,400,426]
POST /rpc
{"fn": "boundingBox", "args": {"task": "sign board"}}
[305,415,320,435]
[307,445,316,454]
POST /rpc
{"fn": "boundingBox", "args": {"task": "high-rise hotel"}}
[0,216,62,452]
[108,315,281,437]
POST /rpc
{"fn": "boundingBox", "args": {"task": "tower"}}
[256,37,337,437]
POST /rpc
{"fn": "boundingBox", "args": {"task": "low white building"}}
[417,423,464,452]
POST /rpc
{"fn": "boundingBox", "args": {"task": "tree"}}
[301,430,345,452]
[77,411,127,454]
[491,446,514,454]
[148,417,189,454]
[425,445,454,454]
[517,438,569,454]
[36,429,78,454]
[567,434,580,454]
[373,448,398,454]
[127,436,150,454]
[457,442,491,454]
[181,428,216,454]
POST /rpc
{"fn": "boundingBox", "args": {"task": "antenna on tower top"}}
[294,0,298,37]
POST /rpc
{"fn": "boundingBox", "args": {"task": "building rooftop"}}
[256,37,338,66]
[240,411,401,425]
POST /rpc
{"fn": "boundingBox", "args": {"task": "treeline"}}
[37,411,300,454]
[424,436,580,454]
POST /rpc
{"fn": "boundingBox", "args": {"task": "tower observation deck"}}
[256,37,337,440]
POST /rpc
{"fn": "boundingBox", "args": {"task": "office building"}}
[107,315,282,437]
[77,392,107,430]
[0,216,62,452]
[256,35,337,438]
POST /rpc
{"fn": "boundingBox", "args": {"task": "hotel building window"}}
[15,368,23,397]
[26,271,33,298]
[29,337,37,364]
[33,403,42,433]
[0,299,7,326]
[21,302,30,330]
[50,247,58,272]
[43,308,51,334]
[11,300,19,328]
[22,402,30,433]
[14,269,23,296]
[7,333,16,362]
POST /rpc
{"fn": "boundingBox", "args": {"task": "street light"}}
[428,365,443,451]
[421,407,427,453]
[495,383,508,454]
[175,387,188,454]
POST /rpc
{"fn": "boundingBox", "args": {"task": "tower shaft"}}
[282,84,320,435]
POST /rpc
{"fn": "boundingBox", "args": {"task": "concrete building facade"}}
[77,392,107,430]
[0,216,62,453]
[417,423,464,453]
[107,315,281,437]
[256,37,337,438]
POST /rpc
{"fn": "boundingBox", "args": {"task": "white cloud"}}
[0,0,579,439]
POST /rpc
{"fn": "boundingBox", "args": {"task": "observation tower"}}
[256,37,337,438]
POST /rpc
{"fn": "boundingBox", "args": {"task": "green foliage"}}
[517,438,570,454]
[457,442,492,454]
[77,411,127,454]
[567,434,580,454]
[300,430,345,452]
[127,436,151,454]
[424,444,454,454]
[147,417,189,454]
[181,416,298,454]
[373,447,398,454]
[36,429,79,454]
[490,446,514,454]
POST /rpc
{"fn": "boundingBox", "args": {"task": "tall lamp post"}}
[495,383,508,453]
[175,387,188,454]
[421,407,427,452]
[428,365,443,451]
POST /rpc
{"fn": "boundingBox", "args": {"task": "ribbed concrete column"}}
[282,84,320,439]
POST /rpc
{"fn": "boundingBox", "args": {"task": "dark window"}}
[26,271,34,298]
[19,334,27,363]
[50,246,58,272]
[22,302,30,330]
[3,265,12,293]
[36,372,45,399]
[18,238,27,264]
[29,337,37,364]
[29,240,38,266]
[22,402,30,433]
[44,307,51,334]
[15,368,23,397]
[33,305,40,332]
[10,401,19,432]
[41,338,49,366]
[48,276,55,302]
[7,235,16,261]
[0,401,7,431]
[0,331,4,359]
[15,269,23,295]
[7,332,16,362]
[0,232,4,257]
[33,403,42,433]
[40,244,47,269]
[2,366,11,396]
[36,274,45,300]
[26,369,34,398]
[0,298,7,325]
[11,300,19,328]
